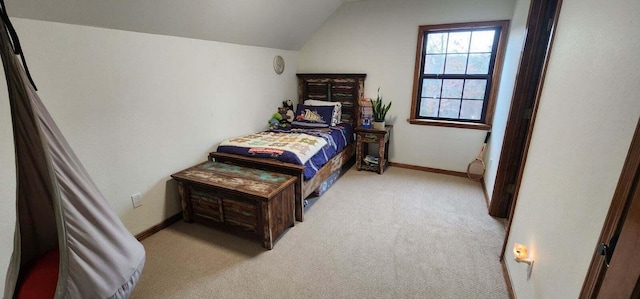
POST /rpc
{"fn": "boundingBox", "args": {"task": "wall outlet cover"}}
[131,193,142,208]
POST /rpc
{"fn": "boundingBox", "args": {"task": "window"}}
[410,21,509,130]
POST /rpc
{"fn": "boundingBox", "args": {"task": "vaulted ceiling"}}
[4,0,361,50]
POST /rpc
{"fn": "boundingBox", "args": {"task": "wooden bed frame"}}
[208,144,354,222]
[209,74,365,222]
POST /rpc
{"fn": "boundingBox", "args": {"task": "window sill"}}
[407,118,492,130]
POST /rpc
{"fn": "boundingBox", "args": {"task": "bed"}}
[209,73,366,222]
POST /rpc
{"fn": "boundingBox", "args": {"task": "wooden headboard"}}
[296,74,366,128]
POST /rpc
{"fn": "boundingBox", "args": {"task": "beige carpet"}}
[131,166,508,299]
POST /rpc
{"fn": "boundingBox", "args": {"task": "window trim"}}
[409,20,510,130]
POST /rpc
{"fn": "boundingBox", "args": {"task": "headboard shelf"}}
[297,73,366,127]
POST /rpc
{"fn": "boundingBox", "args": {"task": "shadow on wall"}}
[164,179,181,218]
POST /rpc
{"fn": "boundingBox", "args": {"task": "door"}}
[489,0,561,218]
[598,183,640,298]
[581,118,640,298]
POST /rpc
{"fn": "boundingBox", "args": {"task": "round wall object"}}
[273,55,285,74]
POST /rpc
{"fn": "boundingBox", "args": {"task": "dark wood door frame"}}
[490,0,562,219]
[580,118,640,298]
[489,0,564,261]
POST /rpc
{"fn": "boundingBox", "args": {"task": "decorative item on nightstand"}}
[370,87,392,130]
[360,97,373,129]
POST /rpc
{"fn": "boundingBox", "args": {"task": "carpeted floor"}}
[131,166,508,299]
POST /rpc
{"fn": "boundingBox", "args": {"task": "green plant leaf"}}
[370,87,391,122]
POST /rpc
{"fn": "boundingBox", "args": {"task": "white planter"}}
[372,121,385,130]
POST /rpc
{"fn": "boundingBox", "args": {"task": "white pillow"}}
[304,100,342,126]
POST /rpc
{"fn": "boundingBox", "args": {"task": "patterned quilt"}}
[216,124,353,180]
[218,132,328,165]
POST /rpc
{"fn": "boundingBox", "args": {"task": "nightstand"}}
[355,125,392,174]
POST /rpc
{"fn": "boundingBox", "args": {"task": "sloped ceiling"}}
[4,0,355,50]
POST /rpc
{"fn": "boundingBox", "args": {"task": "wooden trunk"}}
[171,161,296,249]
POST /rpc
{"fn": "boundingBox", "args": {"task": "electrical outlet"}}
[131,193,142,208]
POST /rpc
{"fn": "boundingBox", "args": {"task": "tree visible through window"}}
[410,21,509,129]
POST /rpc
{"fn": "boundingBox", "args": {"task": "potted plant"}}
[370,87,392,130]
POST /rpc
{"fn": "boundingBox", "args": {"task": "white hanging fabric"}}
[0,2,145,298]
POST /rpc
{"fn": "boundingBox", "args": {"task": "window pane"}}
[462,79,487,99]
[421,79,442,98]
[425,54,445,74]
[419,98,439,117]
[426,33,448,54]
[412,21,507,125]
[447,31,471,53]
[467,53,491,74]
[441,79,463,98]
[439,99,461,118]
[460,100,483,120]
[444,54,467,74]
[469,30,496,53]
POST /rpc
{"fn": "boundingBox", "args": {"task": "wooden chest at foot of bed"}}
[171,161,296,249]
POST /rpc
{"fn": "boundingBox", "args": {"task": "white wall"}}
[505,0,640,297]
[484,0,530,199]
[298,0,516,172]
[0,18,298,294]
